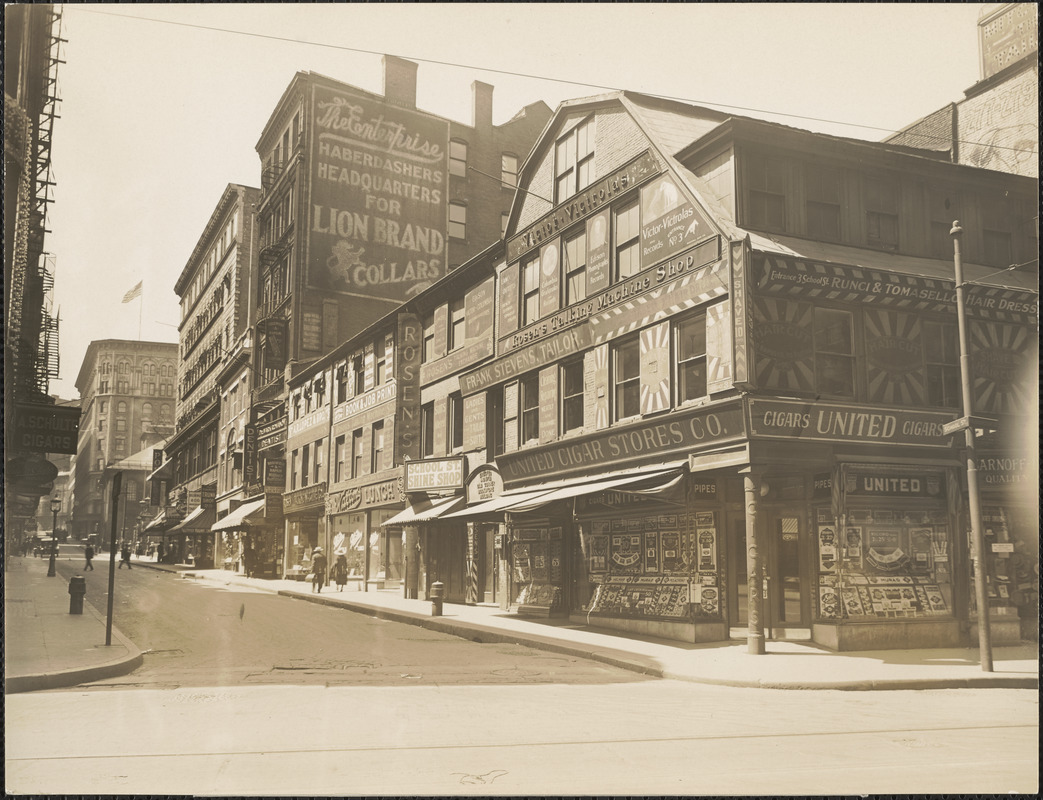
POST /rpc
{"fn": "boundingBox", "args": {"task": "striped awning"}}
[380,495,466,527]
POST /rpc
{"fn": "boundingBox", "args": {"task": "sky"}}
[44,2,989,400]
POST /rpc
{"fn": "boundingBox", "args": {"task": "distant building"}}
[886,2,1038,178]
[71,340,177,541]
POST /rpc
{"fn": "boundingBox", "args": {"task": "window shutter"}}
[589,345,609,430]
[498,262,520,336]
[463,393,486,451]
[538,366,558,442]
[706,300,733,394]
[503,380,519,452]
[639,321,671,415]
[433,396,448,455]
[539,242,561,319]
[433,304,448,359]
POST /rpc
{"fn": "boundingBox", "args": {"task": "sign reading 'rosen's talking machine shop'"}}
[309,85,449,302]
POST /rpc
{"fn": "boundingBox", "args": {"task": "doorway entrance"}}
[727,512,809,636]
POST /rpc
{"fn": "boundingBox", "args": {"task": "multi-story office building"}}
[71,340,177,542]
[160,184,259,567]
[280,83,1037,653]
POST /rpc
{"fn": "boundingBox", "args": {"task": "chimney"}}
[472,80,494,132]
[382,55,418,109]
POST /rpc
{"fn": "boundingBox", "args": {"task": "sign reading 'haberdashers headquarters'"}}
[308,85,449,302]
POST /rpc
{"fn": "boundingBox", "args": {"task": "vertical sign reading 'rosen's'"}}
[309,86,449,302]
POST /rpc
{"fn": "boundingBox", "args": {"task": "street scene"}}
[5,3,1039,797]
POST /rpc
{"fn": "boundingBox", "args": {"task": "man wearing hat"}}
[311,546,327,593]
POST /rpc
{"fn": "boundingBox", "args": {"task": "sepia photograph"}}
[4,2,1038,796]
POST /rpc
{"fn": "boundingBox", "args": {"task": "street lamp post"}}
[47,496,61,577]
[951,221,993,673]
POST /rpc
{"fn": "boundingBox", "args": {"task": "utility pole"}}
[950,222,993,672]
[106,471,123,647]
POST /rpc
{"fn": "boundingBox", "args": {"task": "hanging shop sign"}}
[283,482,328,514]
[466,465,503,504]
[507,151,660,263]
[264,458,286,489]
[243,422,261,496]
[9,403,81,454]
[404,457,466,492]
[187,486,217,509]
[264,491,284,524]
[256,415,287,451]
[261,318,288,372]
[747,398,957,448]
[395,312,423,463]
[497,400,744,483]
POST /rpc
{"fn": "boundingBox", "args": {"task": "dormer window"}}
[554,116,595,202]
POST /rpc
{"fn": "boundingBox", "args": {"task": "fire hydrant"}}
[68,575,86,615]
[430,581,444,617]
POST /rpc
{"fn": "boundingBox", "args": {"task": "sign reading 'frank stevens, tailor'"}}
[308,85,449,302]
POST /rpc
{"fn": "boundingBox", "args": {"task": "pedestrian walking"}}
[311,547,327,593]
[118,543,132,569]
[84,544,95,571]
[333,549,348,592]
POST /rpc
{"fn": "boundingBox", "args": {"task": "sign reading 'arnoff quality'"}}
[308,85,449,302]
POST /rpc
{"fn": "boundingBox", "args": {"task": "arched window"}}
[142,403,153,419]
[117,401,128,413]
[118,361,129,374]
[160,404,171,422]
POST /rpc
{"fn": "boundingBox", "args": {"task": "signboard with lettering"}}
[307,84,449,301]
[405,457,466,493]
[462,325,592,396]
[395,313,422,462]
[326,476,404,514]
[747,398,957,448]
[261,318,287,372]
[465,277,495,343]
[283,482,328,514]
[586,210,611,295]
[333,381,396,424]
[243,423,260,495]
[507,151,660,263]
[845,470,945,498]
[302,310,322,351]
[10,403,81,454]
[264,458,286,489]
[257,415,288,451]
[639,174,713,270]
[497,400,744,484]
[974,453,1033,487]
[466,466,503,505]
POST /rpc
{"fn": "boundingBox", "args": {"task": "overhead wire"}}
[70,6,1037,156]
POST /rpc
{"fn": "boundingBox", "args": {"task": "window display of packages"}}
[967,506,1034,617]
[510,526,563,612]
[579,509,720,620]
[816,507,953,619]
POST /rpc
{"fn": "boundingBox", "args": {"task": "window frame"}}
[519,373,540,446]
[563,228,587,306]
[747,152,787,231]
[449,202,467,240]
[371,421,385,472]
[805,164,842,241]
[674,312,708,406]
[612,336,641,422]
[614,201,640,282]
[447,391,464,452]
[351,429,364,479]
[501,153,519,188]
[560,359,584,435]
[420,402,435,458]
[554,116,595,202]
[923,320,961,409]
[449,139,468,178]
[521,254,541,326]
[812,306,856,399]
[448,297,466,352]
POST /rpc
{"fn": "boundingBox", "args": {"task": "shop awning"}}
[380,495,467,527]
[147,458,174,483]
[211,498,266,532]
[443,460,688,519]
[168,505,215,534]
[504,468,684,513]
[143,511,171,532]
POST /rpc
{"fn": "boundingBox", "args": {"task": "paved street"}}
[7,552,1038,796]
[52,551,648,689]
[7,680,1036,795]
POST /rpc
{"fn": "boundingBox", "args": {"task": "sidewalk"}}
[135,557,1039,691]
[4,555,142,694]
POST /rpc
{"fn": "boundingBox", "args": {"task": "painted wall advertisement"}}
[639,174,713,270]
[308,85,449,302]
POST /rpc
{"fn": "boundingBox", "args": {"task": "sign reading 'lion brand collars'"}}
[507,151,660,263]
[404,457,465,492]
[308,85,449,301]
[747,399,956,447]
[497,402,744,483]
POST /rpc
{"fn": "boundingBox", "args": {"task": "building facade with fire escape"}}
[157,185,260,568]
[4,4,78,551]
[242,56,551,577]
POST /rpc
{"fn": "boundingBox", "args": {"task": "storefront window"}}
[330,512,366,578]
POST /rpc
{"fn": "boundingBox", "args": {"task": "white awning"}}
[380,495,466,526]
[211,498,266,532]
[143,511,169,532]
[504,468,683,513]
[440,486,557,519]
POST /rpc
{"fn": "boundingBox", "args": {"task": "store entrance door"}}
[728,512,809,636]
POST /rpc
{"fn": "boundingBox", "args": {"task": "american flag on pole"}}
[122,281,143,303]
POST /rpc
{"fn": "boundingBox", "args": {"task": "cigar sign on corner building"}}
[308,85,450,302]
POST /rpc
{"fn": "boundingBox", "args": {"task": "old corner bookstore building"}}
[287,90,1037,652]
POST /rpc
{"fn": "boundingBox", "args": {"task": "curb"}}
[170,568,1041,692]
[5,597,144,694]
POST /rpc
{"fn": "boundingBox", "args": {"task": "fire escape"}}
[23,7,66,398]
